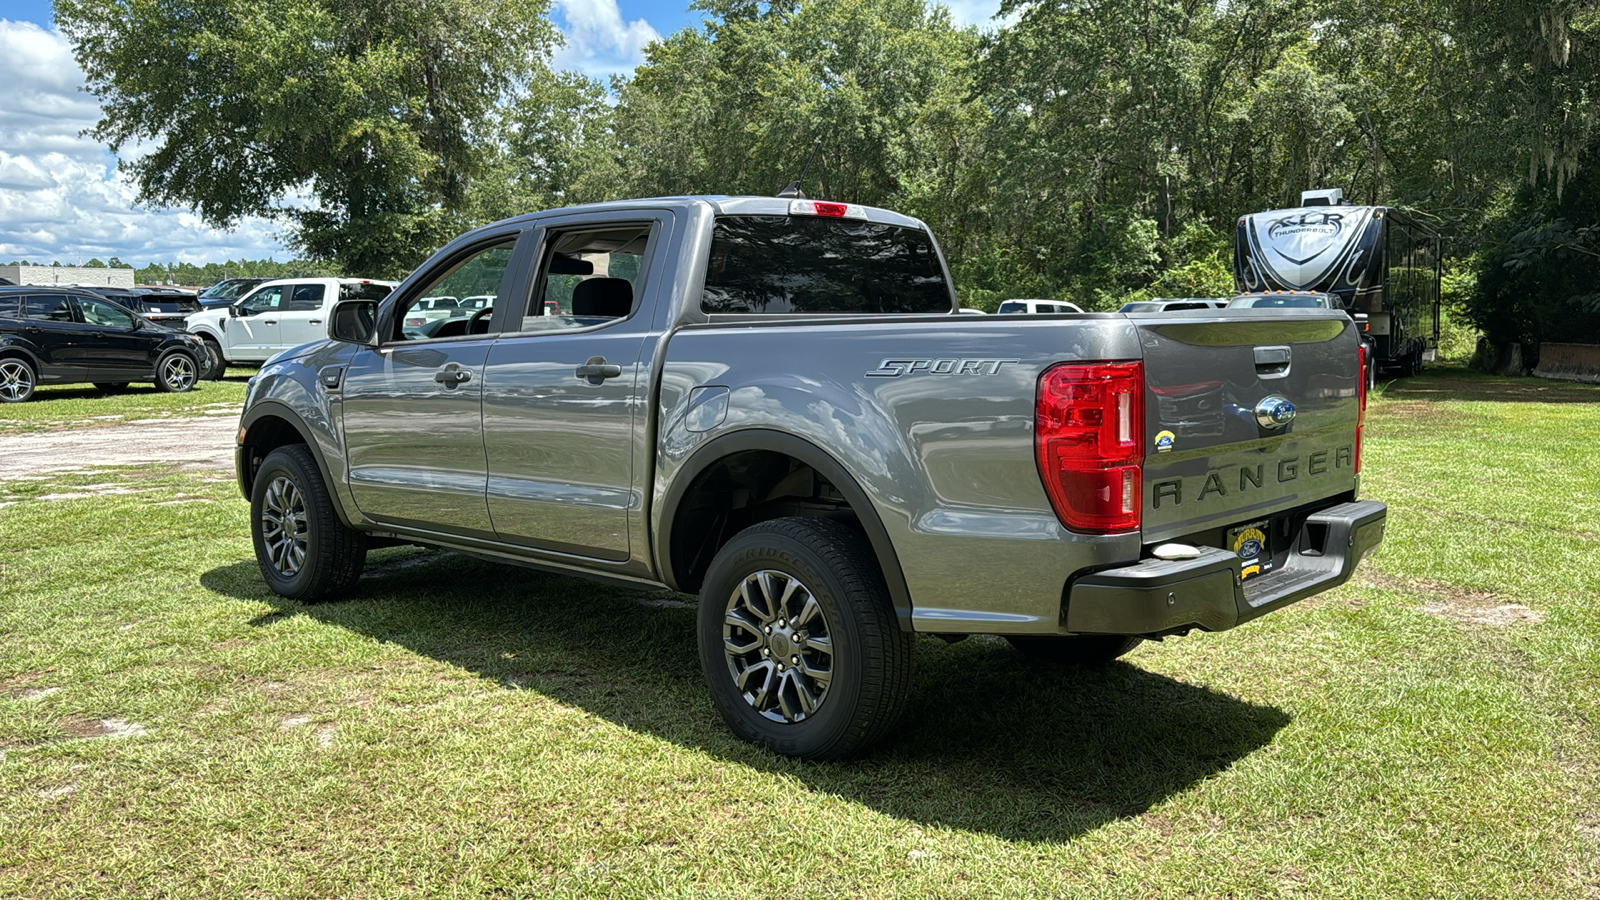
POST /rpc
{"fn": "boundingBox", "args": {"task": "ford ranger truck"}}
[233,196,1386,760]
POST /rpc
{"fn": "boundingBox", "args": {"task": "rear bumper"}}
[1066,500,1386,635]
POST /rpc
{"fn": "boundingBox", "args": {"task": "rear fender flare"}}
[657,429,914,630]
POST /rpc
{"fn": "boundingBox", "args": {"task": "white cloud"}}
[0,19,291,268]
[551,0,661,81]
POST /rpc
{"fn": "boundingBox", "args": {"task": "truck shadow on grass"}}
[204,549,1289,844]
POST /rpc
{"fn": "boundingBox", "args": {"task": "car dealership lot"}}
[0,368,1596,898]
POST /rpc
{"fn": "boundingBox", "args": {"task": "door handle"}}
[576,356,623,385]
[309,319,323,325]
[263,319,278,325]
[434,365,472,387]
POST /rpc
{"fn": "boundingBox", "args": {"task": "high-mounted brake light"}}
[788,199,868,220]
[1356,344,1368,475]
[1035,362,1144,533]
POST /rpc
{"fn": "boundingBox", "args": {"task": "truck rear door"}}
[1130,310,1363,552]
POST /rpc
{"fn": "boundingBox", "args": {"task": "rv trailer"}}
[1235,188,1441,378]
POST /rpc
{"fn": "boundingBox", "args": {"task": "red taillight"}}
[814,202,848,218]
[1035,361,1144,533]
[1356,344,1368,474]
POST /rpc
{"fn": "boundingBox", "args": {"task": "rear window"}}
[997,301,1027,313]
[701,215,952,315]
[340,282,392,302]
[140,298,198,312]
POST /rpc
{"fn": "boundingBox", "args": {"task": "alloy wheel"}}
[723,569,835,723]
[0,360,33,402]
[260,475,309,577]
[162,354,197,391]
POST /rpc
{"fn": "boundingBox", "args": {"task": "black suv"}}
[0,286,210,402]
[85,286,203,328]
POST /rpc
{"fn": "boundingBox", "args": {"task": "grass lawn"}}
[0,368,255,436]
[1,366,1596,898]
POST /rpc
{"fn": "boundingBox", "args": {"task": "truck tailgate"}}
[1134,311,1361,544]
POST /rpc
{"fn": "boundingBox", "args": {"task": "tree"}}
[58,0,559,278]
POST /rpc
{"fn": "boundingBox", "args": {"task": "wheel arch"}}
[237,401,356,527]
[0,343,41,369]
[657,429,913,631]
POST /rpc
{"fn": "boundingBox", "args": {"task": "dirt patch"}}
[0,417,237,481]
[35,486,149,501]
[1355,569,1545,626]
[57,716,148,740]
[1423,601,1545,627]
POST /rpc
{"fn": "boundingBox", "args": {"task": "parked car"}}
[234,195,1384,759]
[186,277,395,377]
[1227,291,1337,309]
[1119,298,1229,313]
[996,298,1085,314]
[83,286,203,329]
[0,286,209,401]
[196,277,273,309]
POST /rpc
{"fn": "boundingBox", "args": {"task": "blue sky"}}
[0,0,997,269]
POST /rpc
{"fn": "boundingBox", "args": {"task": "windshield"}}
[200,279,258,301]
[701,215,952,314]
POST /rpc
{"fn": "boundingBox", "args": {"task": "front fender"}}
[237,344,362,527]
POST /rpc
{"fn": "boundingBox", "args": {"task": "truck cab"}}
[186,277,394,376]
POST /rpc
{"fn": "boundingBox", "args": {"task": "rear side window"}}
[285,284,326,311]
[997,301,1026,313]
[340,282,392,301]
[702,216,952,314]
[24,294,74,322]
[0,294,19,318]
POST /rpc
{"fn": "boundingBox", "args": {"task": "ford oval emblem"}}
[1254,396,1297,429]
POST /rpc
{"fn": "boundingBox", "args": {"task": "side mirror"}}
[329,299,379,346]
[229,304,242,317]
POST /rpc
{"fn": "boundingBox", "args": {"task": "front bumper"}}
[1066,500,1386,635]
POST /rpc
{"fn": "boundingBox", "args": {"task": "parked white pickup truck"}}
[186,277,394,377]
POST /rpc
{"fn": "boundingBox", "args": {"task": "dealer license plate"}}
[1227,520,1273,581]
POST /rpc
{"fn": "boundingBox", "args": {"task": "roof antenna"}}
[777,141,822,199]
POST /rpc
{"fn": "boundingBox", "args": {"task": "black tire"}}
[250,444,367,602]
[697,517,912,760]
[0,357,35,403]
[1006,634,1143,666]
[154,350,199,393]
[93,382,131,392]
[199,336,226,380]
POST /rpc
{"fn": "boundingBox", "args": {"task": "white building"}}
[0,265,136,288]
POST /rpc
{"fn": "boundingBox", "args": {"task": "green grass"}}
[1,366,1597,898]
[0,368,254,435]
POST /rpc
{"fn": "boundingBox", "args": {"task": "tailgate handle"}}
[1254,346,1291,379]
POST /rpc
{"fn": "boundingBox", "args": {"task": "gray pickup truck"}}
[235,196,1386,759]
